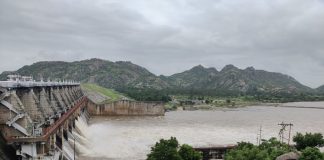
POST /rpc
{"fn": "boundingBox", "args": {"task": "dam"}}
[0,75,165,160]
[0,75,87,159]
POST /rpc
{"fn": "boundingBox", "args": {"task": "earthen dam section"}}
[87,99,165,116]
[0,75,165,160]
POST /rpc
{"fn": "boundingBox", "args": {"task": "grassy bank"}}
[81,83,125,102]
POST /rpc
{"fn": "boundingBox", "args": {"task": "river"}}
[78,102,324,160]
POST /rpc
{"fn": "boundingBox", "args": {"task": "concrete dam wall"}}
[0,76,87,160]
[0,75,164,159]
[87,100,165,116]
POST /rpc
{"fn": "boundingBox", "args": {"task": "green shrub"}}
[293,133,324,150]
[147,137,202,160]
[299,147,324,160]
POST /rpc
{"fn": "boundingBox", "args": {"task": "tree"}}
[299,147,324,160]
[225,145,267,160]
[293,133,324,150]
[258,138,291,159]
[147,137,202,160]
[147,137,182,160]
[225,138,292,160]
[178,144,202,160]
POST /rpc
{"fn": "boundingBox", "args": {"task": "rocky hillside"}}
[317,85,324,93]
[0,58,169,89]
[166,65,218,89]
[0,58,313,94]
[167,65,312,93]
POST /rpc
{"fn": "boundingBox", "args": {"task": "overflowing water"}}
[62,139,74,160]
[77,102,324,160]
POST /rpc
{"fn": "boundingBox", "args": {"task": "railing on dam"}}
[0,80,80,88]
[0,74,80,88]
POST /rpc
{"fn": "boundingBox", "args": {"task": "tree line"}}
[147,132,324,160]
[116,87,324,102]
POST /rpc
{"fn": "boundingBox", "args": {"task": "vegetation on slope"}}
[0,58,169,89]
[81,83,127,104]
[166,64,312,93]
[116,87,171,102]
[82,83,123,101]
[1,58,323,102]
[317,85,324,94]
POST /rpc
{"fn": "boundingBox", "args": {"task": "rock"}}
[276,152,300,160]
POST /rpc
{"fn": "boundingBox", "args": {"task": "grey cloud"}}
[0,0,324,88]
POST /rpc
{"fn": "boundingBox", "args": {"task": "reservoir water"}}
[79,102,324,160]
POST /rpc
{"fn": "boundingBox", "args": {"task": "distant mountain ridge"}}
[317,85,324,93]
[167,64,312,93]
[0,58,314,94]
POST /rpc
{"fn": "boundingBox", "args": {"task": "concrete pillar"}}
[72,87,78,101]
[21,88,44,122]
[64,87,73,105]
[0,89,33,136]
[72,87,79,99]
[39,87,54,117]
[79,86,83,97]
[0,90,21,124]
[41,142,45,155]
[75,86,82,98]
[58,87,69,109]
[67,86,76,102]
[9,90,25,111]
[73,86,81,99]
[49,87,61,113]
[49,135,53,151]
[53,87,66,112]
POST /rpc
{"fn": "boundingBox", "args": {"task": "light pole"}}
[74,136,75,160]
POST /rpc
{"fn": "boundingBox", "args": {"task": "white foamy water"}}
[78,103,324,160]
[282,101,324,108]
[62,139,74,160]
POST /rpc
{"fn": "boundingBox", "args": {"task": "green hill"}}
[0,58,315,98]
[0,58,169,90]
[166,64,312,94]
[166,65,218,89]
[317,85,324,93]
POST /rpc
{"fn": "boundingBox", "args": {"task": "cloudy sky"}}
[0,0,323,88]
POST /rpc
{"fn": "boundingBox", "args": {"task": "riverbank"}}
[166,100,324,111]
[166,101,279,111]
